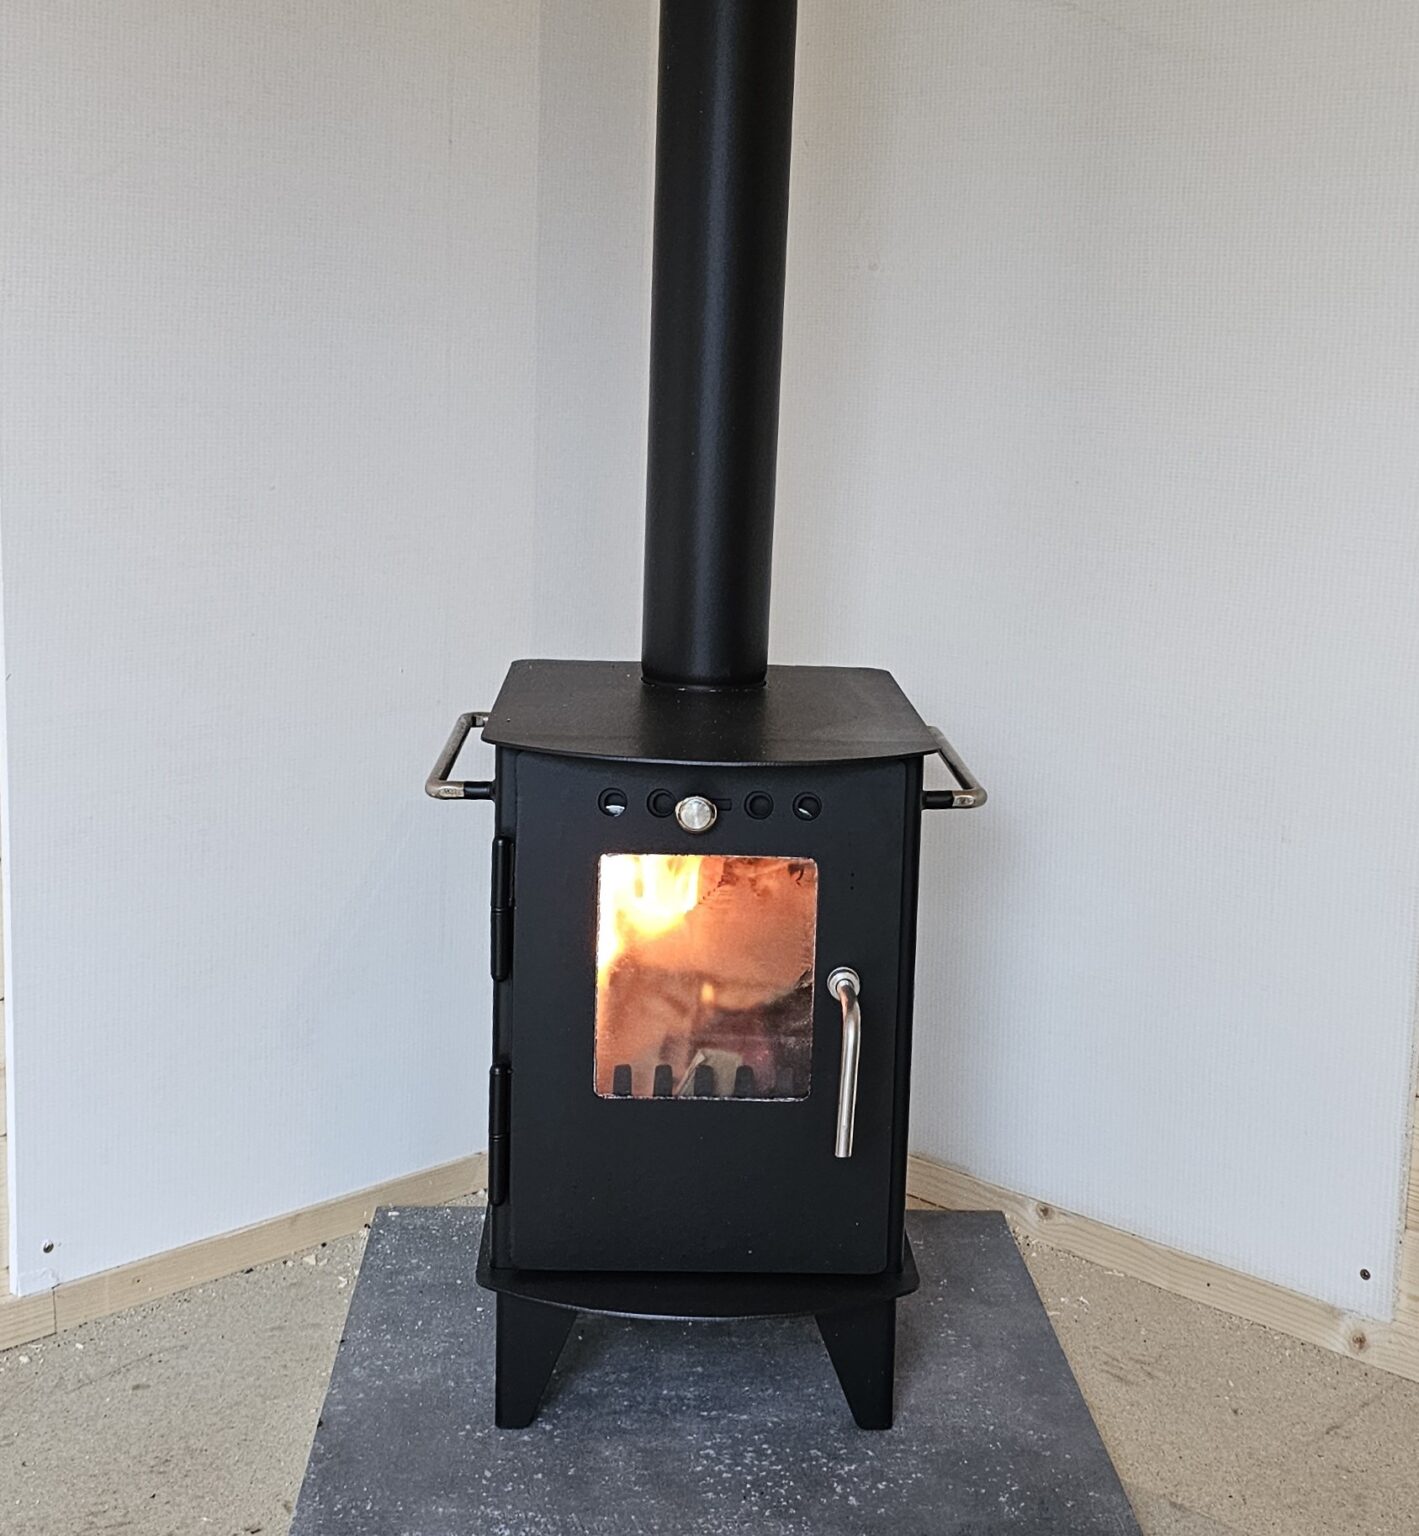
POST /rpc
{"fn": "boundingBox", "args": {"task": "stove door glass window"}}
[595,854,818,1100]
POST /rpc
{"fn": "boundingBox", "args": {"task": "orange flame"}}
[597,854,704,980]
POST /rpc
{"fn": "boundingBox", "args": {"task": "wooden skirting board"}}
[0,1154,485,1352]
[2,1146,1417,1387]
[907,1152,1419,1386]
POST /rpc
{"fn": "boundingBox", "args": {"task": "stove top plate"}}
[481,660,941,766]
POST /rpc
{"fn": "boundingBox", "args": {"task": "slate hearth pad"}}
[292,1208,1140,1536]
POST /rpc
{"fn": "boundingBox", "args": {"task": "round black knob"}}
[793,793,822,821]
[647,789,676,818]
[598,788,628,817]
[745,792,774,820]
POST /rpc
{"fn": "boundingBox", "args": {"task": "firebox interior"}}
[595,853,818,1101]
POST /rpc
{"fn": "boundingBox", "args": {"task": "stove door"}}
[502,752,913,1275]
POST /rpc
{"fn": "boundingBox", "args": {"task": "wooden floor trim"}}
[0,1287,52,1352]
[0,1153,485,1351]
[906,1153,1419,1385]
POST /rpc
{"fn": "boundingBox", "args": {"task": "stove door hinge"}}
[488,1062,511,1205]
[490,835,514,981]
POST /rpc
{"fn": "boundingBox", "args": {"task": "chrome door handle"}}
[827,967,861,1159]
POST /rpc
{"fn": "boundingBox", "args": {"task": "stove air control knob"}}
[675,795,717,834]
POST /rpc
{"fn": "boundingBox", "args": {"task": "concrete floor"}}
[0,1215,1415,1536]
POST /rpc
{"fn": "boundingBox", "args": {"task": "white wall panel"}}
[528,0,657,660]
[772,0,1419,1317]
[1,0,539,1289]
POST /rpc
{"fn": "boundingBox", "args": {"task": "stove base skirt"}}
[477,1220,919,1430]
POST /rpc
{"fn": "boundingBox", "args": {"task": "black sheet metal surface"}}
[481,659,941,765]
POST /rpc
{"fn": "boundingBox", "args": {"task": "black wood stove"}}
[426,0,984,1431]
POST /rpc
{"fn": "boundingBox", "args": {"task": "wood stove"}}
[426,0,984,1431]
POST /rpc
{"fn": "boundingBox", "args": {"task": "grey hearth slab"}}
[292,1208,1141,1536]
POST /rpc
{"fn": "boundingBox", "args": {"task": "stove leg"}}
[816,1300,896,1430]
[495,1293,576,1428]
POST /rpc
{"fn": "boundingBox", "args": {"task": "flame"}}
[597,854,704,979]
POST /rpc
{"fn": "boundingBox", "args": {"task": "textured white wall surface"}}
[776,0,1419,1319]
[1,0,543,1290]
[5,0,1419,1317]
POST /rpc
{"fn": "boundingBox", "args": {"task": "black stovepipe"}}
[640,0,798,690]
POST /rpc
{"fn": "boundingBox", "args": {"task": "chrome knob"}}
[675,795,717,834]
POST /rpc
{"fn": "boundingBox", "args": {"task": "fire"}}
[597,854,704,979]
